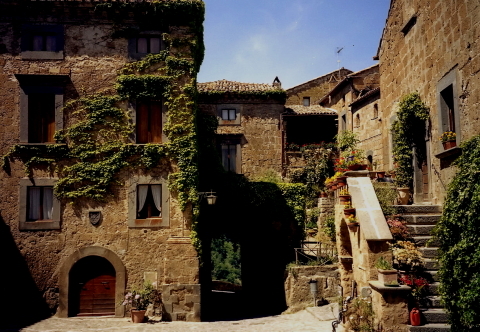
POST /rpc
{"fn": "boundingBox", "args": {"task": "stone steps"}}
[397,205,450,331]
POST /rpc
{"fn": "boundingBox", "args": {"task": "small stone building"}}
[197,79,285,179]
[0,0,204,326]
[319,64,381,168]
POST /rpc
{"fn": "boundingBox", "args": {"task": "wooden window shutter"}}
[136,101,149,143]
[28,93,55,143]
[150,101,162,143]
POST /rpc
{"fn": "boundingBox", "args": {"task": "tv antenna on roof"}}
[336,47,344,81]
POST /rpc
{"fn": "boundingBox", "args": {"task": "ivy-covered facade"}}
[0,0,205,325]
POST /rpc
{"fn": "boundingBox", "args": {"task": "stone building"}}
[319,64,382,168]
[197,79,285,179]
[0,0,204,326]
[377,0,480,204]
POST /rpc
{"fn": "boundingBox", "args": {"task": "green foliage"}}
[349,297,375,332]
[323,214,336,243]
[372,182,398,217]
[375,256,393,270]
[335,130,359,152]
[211,235,242,285]
[434,135,480,331]
[254,169,282,183]
[391,93,429,188]
[277,183,307,228]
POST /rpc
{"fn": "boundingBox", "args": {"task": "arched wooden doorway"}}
[68,256,116,317]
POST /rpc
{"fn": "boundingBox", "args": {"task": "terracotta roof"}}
[349,87,380,107]
[286,67,352,92]
[283,105,337,116]
[198,80,280,93]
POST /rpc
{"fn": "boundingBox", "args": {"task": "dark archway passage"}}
[68,256,116,317]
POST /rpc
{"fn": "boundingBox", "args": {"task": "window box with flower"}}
[440,131,456,150]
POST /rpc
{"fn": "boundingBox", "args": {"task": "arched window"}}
[373,103,378,119]
[355,113,360,128]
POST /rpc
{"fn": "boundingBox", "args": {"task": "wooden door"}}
[69,256,116,317]
[77,274,116,316]
[421,160,429,202]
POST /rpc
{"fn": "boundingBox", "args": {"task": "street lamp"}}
[198,190,217,205]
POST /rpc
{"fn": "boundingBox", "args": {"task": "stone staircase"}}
[395,205,451,332]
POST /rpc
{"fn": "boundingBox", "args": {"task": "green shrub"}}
[434,135,480,331]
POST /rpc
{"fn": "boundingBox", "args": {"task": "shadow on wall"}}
[0,215,51,330]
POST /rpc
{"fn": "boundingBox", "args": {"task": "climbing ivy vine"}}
[391,92,429,188]
[434,135,480,331]
[2,1,206,248]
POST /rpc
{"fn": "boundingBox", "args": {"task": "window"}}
[129,33,163,59]
[355,113,360,128]
[27,187,54,221]
[136,36,161,54]
[136,100,162,143]
[127,176,169,228]
[19,178,61,231]
[137,185,162,219]
[217,104,241,125]
[222,144,238,172]
[16,74,66,144]
[28,93,56,143]
[436,69,460,153]
[373,104,378,119]
[303,97,310,106]
[21,24,64,60]
[221,109,236,121]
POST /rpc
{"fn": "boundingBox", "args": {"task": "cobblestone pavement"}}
[15,305,345,332]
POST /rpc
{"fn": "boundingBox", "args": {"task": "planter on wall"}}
[376,171,386,178]
[377,269,398,285]
[397,187,411,205]
[347,222,359,229]
[442,140,457,150]
[344,208,355,217]
[337,176,347,187]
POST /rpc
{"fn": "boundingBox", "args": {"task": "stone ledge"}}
[369,281,411,292]
[434,146,461,159]
[167,236,192,244]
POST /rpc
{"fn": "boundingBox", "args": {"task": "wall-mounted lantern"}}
[198,191,217,205]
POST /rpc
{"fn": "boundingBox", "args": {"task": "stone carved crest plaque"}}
[89,211,101,226]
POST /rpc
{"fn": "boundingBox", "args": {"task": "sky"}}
[198,0,391,89]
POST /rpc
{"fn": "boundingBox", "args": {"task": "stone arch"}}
[57,246,126,317]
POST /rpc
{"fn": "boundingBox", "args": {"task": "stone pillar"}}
[369,281,411,331]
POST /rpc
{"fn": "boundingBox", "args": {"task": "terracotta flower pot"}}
[442,140,456,150]
[348,164,362,171]
[397,187,410,205]
[376,171,386,178]
[131,309,146,323]
[347,222,359,229]
[339,195,351,205]
[344,208,355,217]
[320,192,328,198]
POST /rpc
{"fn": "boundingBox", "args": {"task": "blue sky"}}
[198,0,390,89]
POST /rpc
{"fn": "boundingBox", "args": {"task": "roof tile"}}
[198,80,280,93]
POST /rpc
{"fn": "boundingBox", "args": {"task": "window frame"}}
[219,135,242,174]
[16,75,66,144]
[21,24,64,60]
[303,97,311,107]
[436,70,461,151]
[128,175,169,228]
[128,32,164,60]
[131,99,167,144]
[19,178,61,231]
[217,104,241,126]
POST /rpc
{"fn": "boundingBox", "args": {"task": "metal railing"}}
[294,241,337,265]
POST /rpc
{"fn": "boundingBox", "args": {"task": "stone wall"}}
[378,0,480,203]
[284,265,340,313]
[198,97,284,179]
[0,2,201,322]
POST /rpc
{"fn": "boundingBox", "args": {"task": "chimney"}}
[273,76,281,89]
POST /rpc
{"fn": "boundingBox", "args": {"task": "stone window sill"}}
[21,51,64,60]
[132,218,165,228]
[434,146,462,159]
[369,281,411,292]
[19,220,61,231]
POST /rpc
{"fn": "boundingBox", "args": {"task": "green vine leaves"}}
[391,92,429,188]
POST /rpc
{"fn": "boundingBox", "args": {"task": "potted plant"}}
[343,202,355,217]
[375,256,398,286]
[346,214,359,228]
[339,188,351,205]
[122,282,157,323]
[440,131,456,150]
[390,240,424,271]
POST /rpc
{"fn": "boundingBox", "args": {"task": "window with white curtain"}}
[137,184,162,219]
[27,187,54,221]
